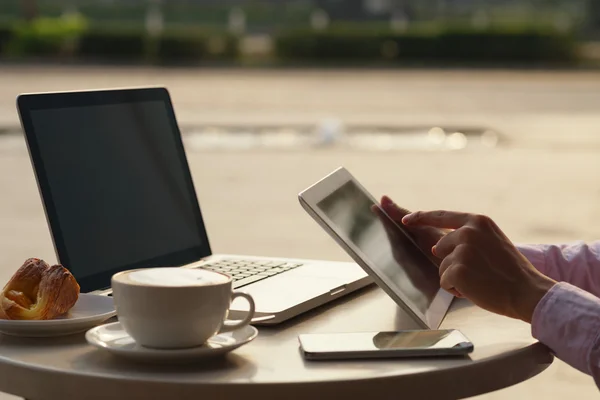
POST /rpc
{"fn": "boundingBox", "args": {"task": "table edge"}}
[0,341,554,399]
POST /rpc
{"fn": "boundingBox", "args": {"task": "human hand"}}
[377,196,461,297]
[402,210,556,323]
[379,196,448,267]
[371,198,443,299]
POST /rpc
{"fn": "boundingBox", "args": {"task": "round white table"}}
[0,286,552,400]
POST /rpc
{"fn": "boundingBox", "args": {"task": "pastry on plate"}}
[0,258,80,320]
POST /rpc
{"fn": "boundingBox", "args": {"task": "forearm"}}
[516,241,600,297]
[532,282,600,385]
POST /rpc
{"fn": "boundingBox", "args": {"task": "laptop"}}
[16,87,371,325]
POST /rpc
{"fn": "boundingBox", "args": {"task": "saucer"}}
[85,322,258,363]
[0,293,116,337]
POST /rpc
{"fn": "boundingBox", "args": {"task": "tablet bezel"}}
[298,167,453,329]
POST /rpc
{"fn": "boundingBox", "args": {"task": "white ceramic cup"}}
[111,267,255,349]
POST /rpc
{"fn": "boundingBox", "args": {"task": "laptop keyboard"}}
[199,259,304,288]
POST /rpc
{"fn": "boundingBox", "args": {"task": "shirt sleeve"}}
[516,241,600,298]
[532,282,600,385]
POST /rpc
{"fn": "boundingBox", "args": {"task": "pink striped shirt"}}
[517,241,600,387]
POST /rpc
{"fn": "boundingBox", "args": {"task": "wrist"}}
[515,274,556,323]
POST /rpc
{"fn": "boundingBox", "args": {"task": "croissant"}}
[0,258,80,320]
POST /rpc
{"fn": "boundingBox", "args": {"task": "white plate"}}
[0,293,116,337]
[86,322,258,364]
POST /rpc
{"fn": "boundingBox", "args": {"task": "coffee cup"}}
[111,267,255,349]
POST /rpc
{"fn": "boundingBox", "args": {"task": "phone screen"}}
[299,330,471,353]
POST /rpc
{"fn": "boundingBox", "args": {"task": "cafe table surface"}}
[0,286,552,400]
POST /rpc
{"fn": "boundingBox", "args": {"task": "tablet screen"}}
[317,180,440,314]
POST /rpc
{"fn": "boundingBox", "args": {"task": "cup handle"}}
[220,292,256,333]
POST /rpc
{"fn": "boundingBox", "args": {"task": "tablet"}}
[298,167,453,329]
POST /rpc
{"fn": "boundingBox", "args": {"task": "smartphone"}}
[298,329,473,361]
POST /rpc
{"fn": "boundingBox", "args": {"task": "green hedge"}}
[0,25,10,54]
[274,26,577,63]
[156,32,239,64]
[3,16,87,57]
[0,19,577,65]
[78,29,147,60]
[77,29,239,63]
[0,20,240,64]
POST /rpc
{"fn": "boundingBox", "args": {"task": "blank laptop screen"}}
[20,90,210,291]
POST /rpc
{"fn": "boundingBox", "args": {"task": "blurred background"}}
[2,1,600,399]
[0,0,597,66]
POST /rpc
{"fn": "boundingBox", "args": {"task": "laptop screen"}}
[18,88,211,292]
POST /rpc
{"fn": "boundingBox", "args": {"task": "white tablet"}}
[298,167,454,329]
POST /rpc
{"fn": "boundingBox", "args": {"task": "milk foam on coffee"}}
[122,268,229,287]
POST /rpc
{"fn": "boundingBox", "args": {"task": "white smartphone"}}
[298,329,473,361]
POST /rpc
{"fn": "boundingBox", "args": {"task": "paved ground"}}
[5,65,600,150]
[0,66,600,399]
